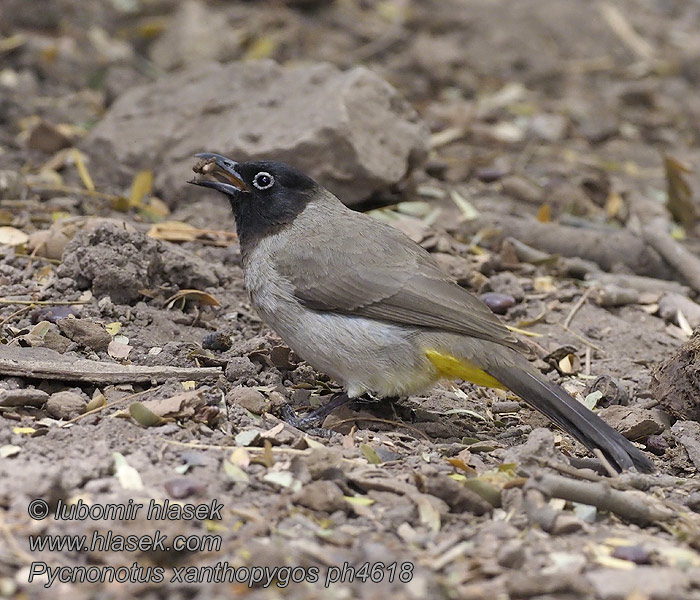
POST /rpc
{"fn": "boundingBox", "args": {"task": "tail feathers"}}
[490,367,654,473]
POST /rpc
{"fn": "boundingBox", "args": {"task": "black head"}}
[189,153,318,250]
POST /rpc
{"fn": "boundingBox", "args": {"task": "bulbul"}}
[190,152,653,473]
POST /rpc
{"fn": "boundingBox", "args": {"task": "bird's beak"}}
[188,152,248,196]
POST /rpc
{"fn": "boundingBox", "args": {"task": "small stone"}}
[45,391,86,419]
[27,120,72,153]
[0,170,25,199]
[0,388,49,408]
[588,375,629,407]
[611,545,651,565]
[645,434,668,456]
[31,306,79,324]
[42,328,73,354]
[480,292,516,315]
[225,357,260,382]
[497,539,525,569]
[202,332,232,352]
[227,387,267,414]
[586,567,688,600]
[57,317,111,352]
[268,391,287,410]
[485,272,525,302]
[293,480,346,513]
[598,405,664,440]
[164,477,206,499]
[501,175,544,205]
[528,113,568,142]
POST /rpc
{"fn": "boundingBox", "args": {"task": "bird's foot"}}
[280,392,353,436]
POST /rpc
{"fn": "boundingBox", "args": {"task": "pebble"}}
[227,387,267,414]
[57,317,111,352]
[480,292,516,315]
[202,332,232,352]
[224,357,259,382]
[293,480,347,513]
[0,388,49,408]
[45,391,86,419]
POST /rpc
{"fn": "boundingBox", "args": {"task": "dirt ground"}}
[3,1,700,598]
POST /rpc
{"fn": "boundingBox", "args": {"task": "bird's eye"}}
[253,172,274,190]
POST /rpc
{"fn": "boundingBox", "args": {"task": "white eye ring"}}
[253,171,274,190]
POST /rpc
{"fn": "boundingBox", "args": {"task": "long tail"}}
[488,365,654,473]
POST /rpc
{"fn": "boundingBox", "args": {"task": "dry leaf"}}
[536,203,551,223]
[139,390,204,419]
[165,289,221,309]
[113,452,143,490]
[412,493,441,532]
[105,322,122,335]
[0,226,29,246]
[108,339,132,360]
[129,402,165,427]
[360,444,382,464]
[148,221,199,242]
[664,155,696,227]
[229,447,250,468]
[129,170,153,207]
[223,461,250,483]
[260,423,285,439]
[72,148,94,191]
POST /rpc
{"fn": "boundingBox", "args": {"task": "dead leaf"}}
[72,148,94,191]
[0,226,29,246]
[263,470,295,488]
[108,339,132,360]
[148,221,199,242]
[558,353,581,374]
[260,423,285,439]
[129,402,165,427]
[139,390,204,419]
[412,493,441,532]
[105,322,122,335]
[129,170,153,207]
[360,444,382,464]
[113,452,143,490]
[537,203,551,223]
[165,289,221,309]
[664,155,696,227]
[229,447,250,468]
[344,495,375,506]
[223,460,250,483]
[0,445,21,458]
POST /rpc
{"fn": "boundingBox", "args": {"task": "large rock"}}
[57,223,219,304]
[84,61,428,206]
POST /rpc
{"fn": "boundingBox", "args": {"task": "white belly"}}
[244,247,437,398]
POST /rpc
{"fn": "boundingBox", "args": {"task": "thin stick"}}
[563,286,594,329]
[329,416,431,441]
[593,448,620,478]
[25,183,122,202]
[0,512,36,565]
[559,323,605,354]
[61,385,163,426]
[0,304,32,327]
[0,299,91,306]
[643,223,700,293]
[10,253,62,265]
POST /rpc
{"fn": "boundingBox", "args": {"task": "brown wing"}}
[274,210,525,352]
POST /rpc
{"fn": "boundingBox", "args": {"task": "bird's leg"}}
[280,392,354,433]
[349,392,398,411]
